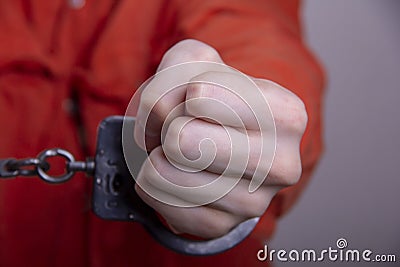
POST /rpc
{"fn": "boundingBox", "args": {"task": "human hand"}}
[132,39,307,239]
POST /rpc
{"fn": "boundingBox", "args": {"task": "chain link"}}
[0,148,94,184]
[7,158,50,176]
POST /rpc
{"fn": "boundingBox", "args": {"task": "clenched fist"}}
[131,39,307,239]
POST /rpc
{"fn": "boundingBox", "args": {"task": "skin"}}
[133,39,307,239]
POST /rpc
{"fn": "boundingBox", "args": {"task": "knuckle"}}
[284,170,302,187]
[236,186,276,218]
[278,158,302,186]
[185,81,231,119]
[263,81,309,135]
[250,194,272,217]
[282,95,308,134]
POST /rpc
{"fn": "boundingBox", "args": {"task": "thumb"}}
[134,39,225,151]
[157,39,224,71]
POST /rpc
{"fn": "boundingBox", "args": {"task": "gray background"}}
[269,0,400,266]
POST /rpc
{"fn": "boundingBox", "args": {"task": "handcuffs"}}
[0,116,259,256]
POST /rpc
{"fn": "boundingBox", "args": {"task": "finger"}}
[136,184,244,238]
[252,79,308,186]
[137,148,281,218]
[136,146,232,207]
[164,115,304,188]
[210,180,281,218]
[185,74,307,138]
[163,116,302,187]
[136,147,280,218]
[186,75,307,134]
[185,77,307,188]
[134,40,224,151]
[157,39,223,71]
[185,71,275,131]
[163,116,274,182]
[183,71,278,193]
[253,78,308,137]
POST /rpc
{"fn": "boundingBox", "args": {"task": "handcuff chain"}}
[0,148,94,184]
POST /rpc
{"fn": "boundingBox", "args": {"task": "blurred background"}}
[269,0,400,266]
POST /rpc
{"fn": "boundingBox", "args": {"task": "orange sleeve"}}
[162,0,325,240]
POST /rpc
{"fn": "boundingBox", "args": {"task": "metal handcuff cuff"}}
[0,116,259,256]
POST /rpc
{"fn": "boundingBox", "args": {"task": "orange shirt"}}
[0,0,324,266]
